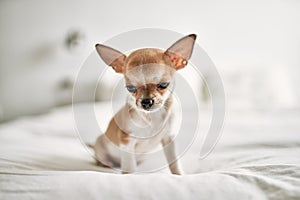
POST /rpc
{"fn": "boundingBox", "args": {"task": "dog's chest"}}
[129,111,173,153]
[129,111,168,136]
[114,104,177,153]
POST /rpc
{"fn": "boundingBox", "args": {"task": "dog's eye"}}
[126,85,137,93]
[157,82,169,90]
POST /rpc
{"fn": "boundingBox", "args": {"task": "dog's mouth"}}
[140,107,159,113]
[128,95,166,112]
[137,103,162,112]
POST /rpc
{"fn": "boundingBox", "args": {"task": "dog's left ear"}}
[164,34,197,70]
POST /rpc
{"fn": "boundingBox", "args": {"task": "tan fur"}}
[105,119,130,146]
[125,49,166,71]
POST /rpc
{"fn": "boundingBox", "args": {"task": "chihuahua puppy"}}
[93,34,196,175]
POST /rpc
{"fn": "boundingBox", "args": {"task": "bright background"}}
[0,0,299,121]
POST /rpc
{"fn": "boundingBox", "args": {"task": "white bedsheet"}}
[0,102,300,200]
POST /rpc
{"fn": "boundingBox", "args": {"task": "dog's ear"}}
[95,44,126,73]
[164,34,196,70]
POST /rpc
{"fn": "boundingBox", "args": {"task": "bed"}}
[0,101,299,200]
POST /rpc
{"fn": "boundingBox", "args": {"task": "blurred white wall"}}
[0,0,299,121]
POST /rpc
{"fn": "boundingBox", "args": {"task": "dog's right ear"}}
[95,44,126,73]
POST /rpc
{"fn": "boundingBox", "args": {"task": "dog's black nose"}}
[141,98,154,110]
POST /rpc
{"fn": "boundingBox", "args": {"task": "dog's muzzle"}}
[141,98,154,110]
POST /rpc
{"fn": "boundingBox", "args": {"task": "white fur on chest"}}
[124,99,180,153]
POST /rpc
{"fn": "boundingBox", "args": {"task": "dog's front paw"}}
[170,165,185,175]
[122,171,134,174]
[172,170,185,175]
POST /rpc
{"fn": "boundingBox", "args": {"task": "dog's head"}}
[95,34,196,112]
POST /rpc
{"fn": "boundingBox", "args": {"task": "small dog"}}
[93,34,196,175]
